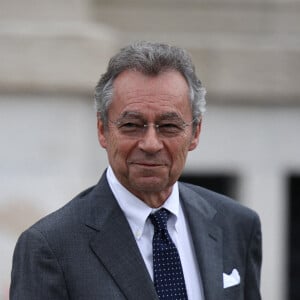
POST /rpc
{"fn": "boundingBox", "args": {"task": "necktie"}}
[150,208,188,299]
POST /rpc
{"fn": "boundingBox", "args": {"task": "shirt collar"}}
[106,166,180,239]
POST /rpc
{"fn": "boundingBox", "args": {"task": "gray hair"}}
[94,41,206,126]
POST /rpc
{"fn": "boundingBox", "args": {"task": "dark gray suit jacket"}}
[10,172,262,299]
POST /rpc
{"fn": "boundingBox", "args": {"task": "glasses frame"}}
[108,117,199,139]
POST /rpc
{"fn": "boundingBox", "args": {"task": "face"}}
[97,69,201,205]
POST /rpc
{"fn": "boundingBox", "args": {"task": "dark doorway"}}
[288,175,300,300]
[179,173,238,199]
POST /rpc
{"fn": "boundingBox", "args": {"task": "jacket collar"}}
[179,182,223,300]
[85,173,159,300]
[84,173,223,300]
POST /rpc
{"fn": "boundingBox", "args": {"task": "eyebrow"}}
[119,111,183,121]
[159,112,183,121]
[119,111,143,119]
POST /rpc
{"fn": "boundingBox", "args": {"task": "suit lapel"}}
[84,174,224,299]
[179,183,223,300]
[86,174,158,300]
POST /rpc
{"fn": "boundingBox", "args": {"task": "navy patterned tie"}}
[150,208,188,299]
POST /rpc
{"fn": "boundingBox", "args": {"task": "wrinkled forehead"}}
[112,69,189,98]
[109,70,191,117]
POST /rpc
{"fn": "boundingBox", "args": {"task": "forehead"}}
[110,69,191,118]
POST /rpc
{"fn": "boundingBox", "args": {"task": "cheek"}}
[108,138,133,163]
[169,139,191,166]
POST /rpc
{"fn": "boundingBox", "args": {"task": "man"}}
[10,41,262,299]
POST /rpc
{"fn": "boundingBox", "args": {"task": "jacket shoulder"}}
[179,181,259,221]
[27,185,96,235]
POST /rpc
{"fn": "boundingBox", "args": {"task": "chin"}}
[131,178,169,193]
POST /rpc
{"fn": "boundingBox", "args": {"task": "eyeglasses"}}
[109,117,198,138]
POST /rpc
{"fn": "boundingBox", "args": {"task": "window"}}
[179,173,237,199]
[288,174,300,300]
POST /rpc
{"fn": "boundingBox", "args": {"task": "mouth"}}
[129,161,166,167]
[128,161,167,168]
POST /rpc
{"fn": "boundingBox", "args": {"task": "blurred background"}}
[1,0,300,299]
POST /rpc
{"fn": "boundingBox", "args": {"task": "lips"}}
[129,161,166,167]
[127,153,170,168]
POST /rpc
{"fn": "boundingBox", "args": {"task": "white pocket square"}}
[223,269,240,289]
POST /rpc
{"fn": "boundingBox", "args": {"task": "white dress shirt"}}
[106,166,204,300]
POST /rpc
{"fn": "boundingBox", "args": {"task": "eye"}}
[119,122,144,132]
[160,123,180,128]
[159,123,182,133]
[121,122,139,128]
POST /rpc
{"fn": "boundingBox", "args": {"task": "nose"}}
[138,124,163,153]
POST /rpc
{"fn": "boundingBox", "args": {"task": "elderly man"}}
[10,41,262,299]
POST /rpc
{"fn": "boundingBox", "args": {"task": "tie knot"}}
[149,208,170,231]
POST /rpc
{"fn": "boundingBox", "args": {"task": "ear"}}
[188,120,202,151]
[97,118,108,149]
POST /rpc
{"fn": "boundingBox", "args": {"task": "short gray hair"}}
[94,41,206,126]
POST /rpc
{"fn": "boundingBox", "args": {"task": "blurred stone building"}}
[1,0,300,299]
